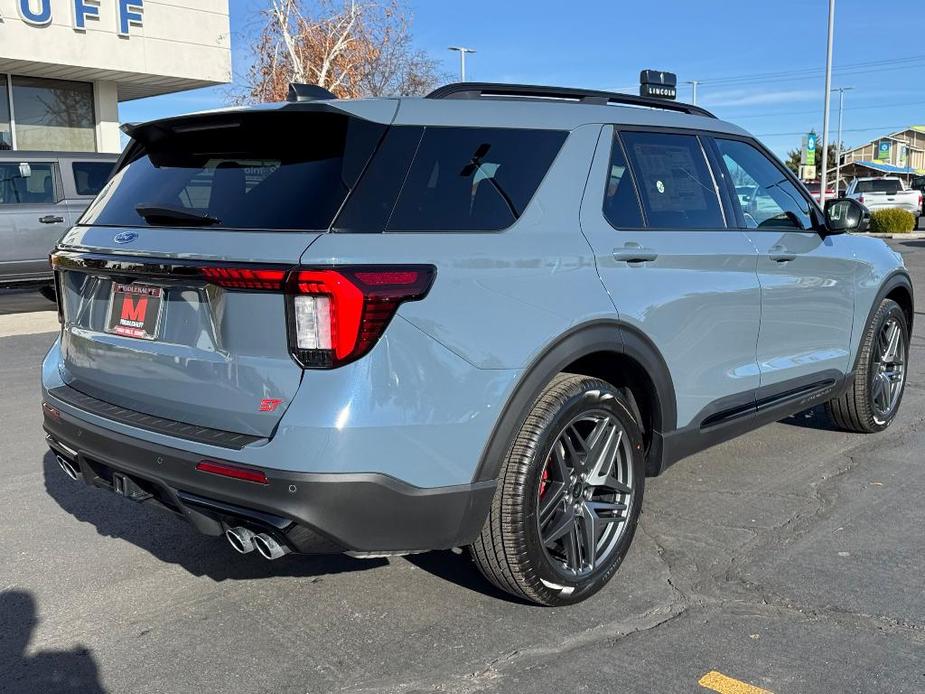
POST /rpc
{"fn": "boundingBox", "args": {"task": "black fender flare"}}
[851,269,914,374]
[471,320,677,483]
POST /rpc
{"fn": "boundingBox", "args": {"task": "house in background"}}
[833,126,925,189]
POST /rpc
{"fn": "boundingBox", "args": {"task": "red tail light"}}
[196,460,268,484]
[858,195,864,205]
[287,266,435,368]
[201,267,287,290]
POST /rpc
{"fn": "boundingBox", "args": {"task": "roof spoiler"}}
[287,83,338,102]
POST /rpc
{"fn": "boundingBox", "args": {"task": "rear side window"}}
[620,131,725,230]
[602,133,644,228]
[0,162,56,205]
[80,112,386,230]
[72,161,114,196]
[337,126,567,232]
[856,179,902,194]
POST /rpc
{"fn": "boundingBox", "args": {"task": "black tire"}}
[469,373,645,606]
[827,298,909,433]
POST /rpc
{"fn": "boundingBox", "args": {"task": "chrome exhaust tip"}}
[252,533,290,560]
[56,454,80,481]
[225,526,256,554]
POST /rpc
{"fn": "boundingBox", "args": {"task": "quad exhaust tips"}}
[56,454,81,481]
[252,532,290,560]
[225,526,256,554]
[225,526,290,560]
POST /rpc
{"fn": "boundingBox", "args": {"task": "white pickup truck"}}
[844,177,922,218]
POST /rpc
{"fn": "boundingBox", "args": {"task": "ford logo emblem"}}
[113,231,138,244]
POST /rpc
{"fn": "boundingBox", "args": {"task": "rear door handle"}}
[39,215,64,224]
[768,245,797,263]
[613,244,658,263]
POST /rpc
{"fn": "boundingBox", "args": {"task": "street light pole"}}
[448,46,476,82]
[819,0,836,204]
[832,86,853,196]
[685,80,699,105]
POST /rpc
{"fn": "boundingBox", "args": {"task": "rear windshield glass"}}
[856,179,902,194]
[336,126,567,232]
[72,161,113,196]
[80,112,385,230]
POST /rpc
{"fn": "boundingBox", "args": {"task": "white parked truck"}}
[844,177,922,218]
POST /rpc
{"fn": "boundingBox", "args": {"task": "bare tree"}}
[240,0,443,103]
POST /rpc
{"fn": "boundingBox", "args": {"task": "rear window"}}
[80,112,386,230]
[856,179,902,194]
[72,161,114,196]
[336,126,567,232]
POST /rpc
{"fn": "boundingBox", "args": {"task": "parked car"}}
[0,151,116,288]
[42,83,912,606]
[804,181,835,204]
[844,177,922,218]
[911,175,925,215]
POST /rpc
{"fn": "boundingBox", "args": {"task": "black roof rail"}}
[425,82,716,119]
[287,83,338,102]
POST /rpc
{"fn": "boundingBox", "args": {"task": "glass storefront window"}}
[11,77,96,152]
[0,76,12,150]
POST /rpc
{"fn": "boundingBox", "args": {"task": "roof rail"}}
[425,82,716,119]
[287,83,338,102]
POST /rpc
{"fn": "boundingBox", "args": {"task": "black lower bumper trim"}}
[43,403,496,554]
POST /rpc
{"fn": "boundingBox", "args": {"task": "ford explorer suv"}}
[42,83,913,606]
[1,151,115,288]
[844,176,922,218]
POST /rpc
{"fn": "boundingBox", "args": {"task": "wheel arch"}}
[471,320,677,483]
[854,270,914,373]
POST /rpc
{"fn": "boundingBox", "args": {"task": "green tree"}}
[785,142,842,176]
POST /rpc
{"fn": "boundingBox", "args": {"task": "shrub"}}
[868,208,916,234]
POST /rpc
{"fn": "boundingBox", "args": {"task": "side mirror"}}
[824,197,869,235]
[18,162,31,178]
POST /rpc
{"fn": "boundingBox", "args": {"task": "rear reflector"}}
[196,460,269,484]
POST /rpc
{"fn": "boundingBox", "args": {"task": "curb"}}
[858,232,925,239]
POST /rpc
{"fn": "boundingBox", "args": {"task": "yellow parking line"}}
[699,670,774,694]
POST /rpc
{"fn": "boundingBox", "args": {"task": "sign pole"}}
[819,0,836,204]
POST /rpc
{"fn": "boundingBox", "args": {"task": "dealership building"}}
[0,0,231,153]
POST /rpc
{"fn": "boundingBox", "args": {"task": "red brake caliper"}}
[539,461,550,497]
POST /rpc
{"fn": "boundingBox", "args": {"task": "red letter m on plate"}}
[121,296,148,322]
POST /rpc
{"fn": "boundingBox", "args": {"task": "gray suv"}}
[0,151,115,287]
[42,83,913,606]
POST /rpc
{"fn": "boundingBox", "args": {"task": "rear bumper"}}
[43,403,495,555]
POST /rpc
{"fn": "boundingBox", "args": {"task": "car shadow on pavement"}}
[1,590,107,694]
[41,451,386,582]
[779,404,838,431]
[403,551,540,605]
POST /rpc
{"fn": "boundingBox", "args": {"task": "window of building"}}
[0,162,57,205]
[603,133,644,229]
[620,131,725,229]
[0,76,11,150]
[11,77,96,152]
[72,161,114,196]
[715,138,813,230]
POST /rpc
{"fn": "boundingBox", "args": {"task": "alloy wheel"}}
[537,411,634,577]
[871,316,906,424]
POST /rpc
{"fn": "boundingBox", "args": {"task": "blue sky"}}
[119,0,925,158]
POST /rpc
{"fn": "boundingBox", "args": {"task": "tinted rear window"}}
[336,126,567,232]
[856,179,902,194]
[72,161,113,196]
[80,112,385,230]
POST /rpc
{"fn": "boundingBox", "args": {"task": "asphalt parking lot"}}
[1,238,923,694]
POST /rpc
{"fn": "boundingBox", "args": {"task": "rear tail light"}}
[858,195,864,205]
[288,267,435,368]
